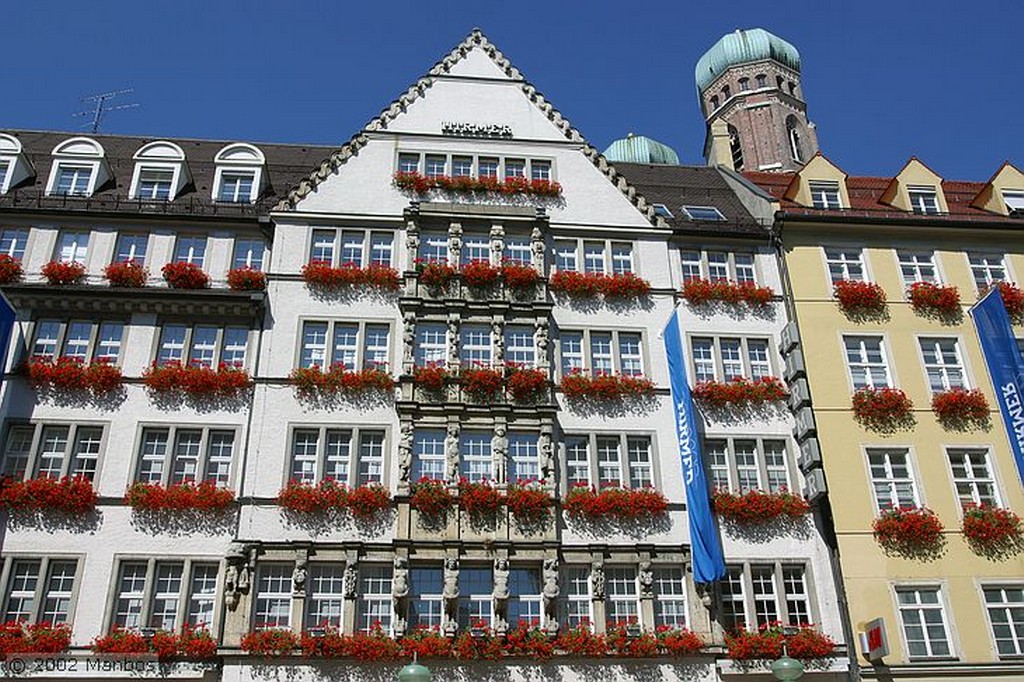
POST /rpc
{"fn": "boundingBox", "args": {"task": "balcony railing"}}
[0,189,269,218]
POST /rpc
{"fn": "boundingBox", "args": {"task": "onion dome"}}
[603,133,680,165]
[695,28,801,93]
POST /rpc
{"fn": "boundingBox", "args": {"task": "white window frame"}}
[824,246,866,284]
[894,584,955,660]
[413,322,447,367]
[967,252,1010,292]
[678,249,759,283]
[298,319,391,371]
[253,563,293,629]
[552,239,634,275]
[688,335,774,383]
[133,425,237,487]
[110,557,219,632]
[457,566,494,629]
[394,152,556,184]
[946,447,1001,509]
[54,230,89,264]
[156,323,250,368]
[212,143,265,204]
[287,426,387,487]
[1,421,106,482]
[308,228,394,268]
[605,567,640,626]
[30,318,125,364]
[1002,190,1024,214]
[357,565,394,633]
[918,337,967,393]
[232,238,266,271]
[114,233,149,266]
[704,437,793,493]
[45,137,108,197]
[680,205,726,221]
[843,335,893,389]
[561,565,592,627]
[129,141,189,201]
[865,448,920,511]
[808,180,843,209]
[981,584,1024,658]
[907,185,941,215]
[897,251,940,286]
[305,564,346,628]
[0,555,81,625]
[719,563,814,631]
[652,566,689,628]
[559,329,646,378]
[0,227,29,261]
[561,432,657,492]
[412,429,446,481]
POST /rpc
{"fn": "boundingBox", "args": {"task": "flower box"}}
[241,629,300,658]
[560,371,655,400]
[460,260,501,288]
[142,362,252,398]
[277,479,349,513]
[345,484,392,520]
[458,479,502,516]
[344,627,404,661]
[506,483,552,523]
[501,262,540,290]
[394,171,562,197]
[399,627,455,659]
[563,485,668,520]
[104,259,148,287]
[0,622,71,656]
[42,260,86,285]
[872,506,944,554]
[0,254,24,284]
[852,386,914,431]
[125,480,235,512]
[504,626,555,659]
[834,279,886,313]
[712,489,810,522]
[227,266,267,291]
[92,626,217,661]
[23,356,123,395]
[506,365,548,403]
[985,281,1024,322]
[550,270,603,297]
[606,624,659,657]
[0,475,98,514]
[657,626,705,656]
[453,624,505,660]
[555,624,607,656]
[460,365,504,402]
[301,261,401,291]
[726,625,836,661]
[932,387,989,428]
[410,477,454,517]
[412,364,449,392]
[289,364,393,396]
[962,503,1022,555]
[681,278,774,307]
[90,629,150,655]
[162,261,210,289]
[692,376,787,406]
[600,272,651,299]
[907,281,960,316]
[415,260,457,289]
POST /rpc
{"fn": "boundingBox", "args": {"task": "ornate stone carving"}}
[540,426,554,483]
[447,315,460,366]
[292,558,308,597]
[591,562,605,600]
[448,222,463,266]
[493,558,510,601]
[535,318,549,366]
[542,558,559,634]
[489,225,504,265]
[405,221,420,271]
[492,318,505,365]
[393,556,410,599]
[224,543,253,610]
[639,561,654,597]
[402,313,416,366]
[443,558,460,600]
[530,226,545,270]
[343,563,358,599]
[445,424,461,482]
[398,422,414,488]
[492,425,508,485]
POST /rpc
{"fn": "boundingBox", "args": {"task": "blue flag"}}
[970,289,1024,488]
[663,308,726,584]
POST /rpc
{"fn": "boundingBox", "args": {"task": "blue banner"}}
[970,289,1024,487]
[0,292,13,380]
[663,308,726,584]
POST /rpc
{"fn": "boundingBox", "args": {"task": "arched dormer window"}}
[787,116,803,163]
[46,137,110,197]
[213,143,266,203]
[0,134,33,194]
[130,141,190,201]
[728,125,744,172]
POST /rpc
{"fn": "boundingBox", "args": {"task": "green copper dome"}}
[695,28,801,92]
[603,133,679,165]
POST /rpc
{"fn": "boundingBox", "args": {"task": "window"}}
[504,325,535,367]
[157,324,249,368]
[0,161,8,191]
[552,240,634,275]
[409,566,444,629]
[561,434,655,490]
[460,431,492,482]
[843,336,891,389]
[0,228,28,261]
[918,338,966,392]
[478,158,498,179]
[983,586,1024,658]
[824,247,865,283]
[53,165,93,196]
[897,251,938,285]
[460,324,492,366]
[130,142,187,202]
[755,74,767,88]
[115,234,148,265]
[299,320,390,370]
[559,330,645,377]
[703,438,791,493]
[217,171,255,203]
[358,566,393,633]
[1003,190,1024,213]
[135,427,235,486]
[461,234,489,264]
[605,567,639,625]
[530,160,551,181]
[505,159,525,179]
[418,233,448,263]
[809,181,842,209]
[681,206,726,221]
[412,429,446,481]
[710,95,720,110]
[653,204,674,219]
[398,154,419,174]
[55,231,88,263]
[562,566,592,627]
[173,236,206,267]
[424,156,446,178]
[289,427,385,486]
[719,564,812,630]
[31,319,124,363]
[678,249,757,283]
[457,566,493,629]
[867,448,919,511]
[896,586,953,659]
[689,336,773,382]
[738,77,749,91]
[135,168,174,200]
[947,448,1000,508]
[722,85,730,99]
[908,185,940,215]
[508,433,539,482]
[414,322,446,367]
[306,564,345,628]
[452,156,473,178]
[968,253,1007,291]
[729,125,744,171]
[504,236,531,265]
[113,560,217,630]
[786,116,803,163]
[653,567,688,627]
[233,239,266,270]
[254,564,293,629]
[1,423,103,481]
[507,567,542,628]
[1,557,79,624]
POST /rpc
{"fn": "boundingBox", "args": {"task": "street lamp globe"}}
[771,654,805,681]
[397,656,432,682]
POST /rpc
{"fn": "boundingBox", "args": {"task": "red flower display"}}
[504,626,555,660]
[834,279,886,313]
[506,483,552,523]
[549,270,651,299]
[23,356,123,395]
[125,480,235,512]
[962,503,1023,554]
[600,272,651,299]
[0,254,23,284]
[344,627,404,661]
[410,477,454,517]
[345,484,392,520]
[560,371,655,400]
[681,278,774,307]
[92,625,216,661]
[555,623,607,656]
[394,171,562,197]
[726,624,835,661]
[907,281,960,316]
[399,627,454,659]
[161,261,210,289]
[873,506,944,554]
[506,365,548,403]
[142,362,252,398]
[852,387,914,431]
[453,624,505,661]
[458,478,502,516]
[460,365,504,402]
[460,260,501,288]
[301,261,400,291]
[0,475,98,514]
[657,626,705,656]
[227,267,267,291]
[241,629,300,658]
[91,629,150,655]
[501,262,540,290]
[563,485,668,521]
[41,260,86,285]
[984,281,1024,321]
[931,387,989,428]
[289,364,393,396]
[104,259,148,287]
[415,259,457,289]
[412,364,449,392]
[276,479,349,513]
[712,489,810,523]
[692,376,787,407]
[0,622,71,656]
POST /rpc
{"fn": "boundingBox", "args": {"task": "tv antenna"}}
[73,89,139,133]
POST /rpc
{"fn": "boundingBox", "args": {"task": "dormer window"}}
[0,161,9,190]
[681,206,726,221]
[0,134,34,194]
[212,144,265,204]
[137,169,173,200]
[1002,190,1024,214]
[809,181,842,209]
[908,185,940,215]
[130,141,190,201]
[45,137,109,197]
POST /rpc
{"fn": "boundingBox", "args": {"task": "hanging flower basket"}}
[162,261,210,289]
[104,260,148,287]
[962,503,1023,556]
[506,365,548,403]
[501,262,541,290]
[125,480,235,512]
[227,267,267,291]
[0,622,71,655]
[984,281,1024,322]
[692,376,787,407]
[458,478,503,516]
[873,506,944,555]
[907,281,960,316]
[415,259,457,289]
[560,371,655,400]
[460,365,504,401]
[681,278,774,307]
[142,362,251,398]
[712,489,810,523]
[0,475,98,514]
[460,260,501,288]
[834,280,886,314]
[241,629,300,658]
[563,485,668,520]
[412,364,449,392]
[410,477,454,517]
[0,254,24,284]
[852,387,914,431]
[289,365,393,396]
[394,171,562,197]
[42,260,86,285]
[931,388,989,429]
[23,356,123,395]
[506,483,552,523]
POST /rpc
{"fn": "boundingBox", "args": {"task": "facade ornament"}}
[489,224,504,265]
[405,220,420,271]
[447,314,460,366]
[223,542,253,610]
[539,425,554,483]
[493,558,510,601]
[402,313,416,366]
[639,561,654,597]
[530,226,545,271]
[492,424,508,485]
[292,558,308,597]
[445,423,461,482]
[535,318,549,366]
[443,558,460,600]
[398,422,414,488]
[591,561,605,600]
[492,318,505,365]
[392,556,410,599]
[448,222,463,266]
[343,562,358,599]
[542,558,560,634]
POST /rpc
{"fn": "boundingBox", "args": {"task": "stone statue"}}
[445,424,460,481]
[493,558,510,601]
[639,561,654,597]
[398,422,414,485]
[448,223,463,265]
[492,425,508,485]
[224,564,240,609]
[443,558,460,599]
[224,542,252,609]
[292,558,308,597]
[405,228,420,271]
[490,225,504,265]
[539,427,554,483]
[392,556,410,598]
[447,315,460,366]
[492,319,505,364]
[591,563,605,599]
[343,563,358,599]
[535,318,549,363]
[542,558,559,602]
[530,227,545,270]
[402,313,416,364]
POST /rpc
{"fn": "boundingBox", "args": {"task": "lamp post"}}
[398,653,432,682]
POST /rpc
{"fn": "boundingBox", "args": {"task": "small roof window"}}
[213,143,266,203]
[45,137,110,197]
[1002,189,1024,214]
[0,134,34,194]
[681,205,725,221]
[130,141,191,201]
[653,204,674,218]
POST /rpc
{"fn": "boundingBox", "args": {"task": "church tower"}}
[696,28,818,172]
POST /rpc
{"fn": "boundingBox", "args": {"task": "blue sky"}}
[3,0,1020,180]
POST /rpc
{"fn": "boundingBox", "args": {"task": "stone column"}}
[448,221,463,267]
[445,421,461,487]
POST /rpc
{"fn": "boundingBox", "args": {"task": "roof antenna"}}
[72,89,140,133]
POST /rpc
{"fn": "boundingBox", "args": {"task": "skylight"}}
[681,205,725,221]
[653,204,674,218]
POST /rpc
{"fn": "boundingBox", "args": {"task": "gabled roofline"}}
[274,29,661,225]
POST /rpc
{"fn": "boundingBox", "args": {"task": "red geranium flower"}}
[834,279,886,313]
[42,260,86,285]
[460,260,501,288]
[0,475,98,514]
[410,477,454,517]
[227,267,267,291]
[162,261,210,289]
[907,281,960,316]
[0,254,24,284]
[872,506,944,554]
[962,503,1023,556]
[125,480,235,512]
[460,365,504,402]
[104,259,148,287]
[560,370,654,400]
[563,484,668,520]
[712,489,810,522]
[931,387,989,429]
[692,377,787,406]
[852,386,914,431]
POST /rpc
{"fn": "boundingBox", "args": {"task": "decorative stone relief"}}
[405,219,420,271]
[402,313,416,369]
[223,542,253,610]
[343,563,358,599]
[447,314,460,366]
[639,561,654,597]
[492,318,505,365]
[535,318,549,368]
[542,557,559,633]
[445,423,461,482]
[398,421,414,490]
[448,222,463,266]
[591,561,605,600]
[292,557,308,597]
[530,226,545,271]
[392,556,410,637]
[489,224,504,265]
[540,425,554,483]
[492,424,508,485]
